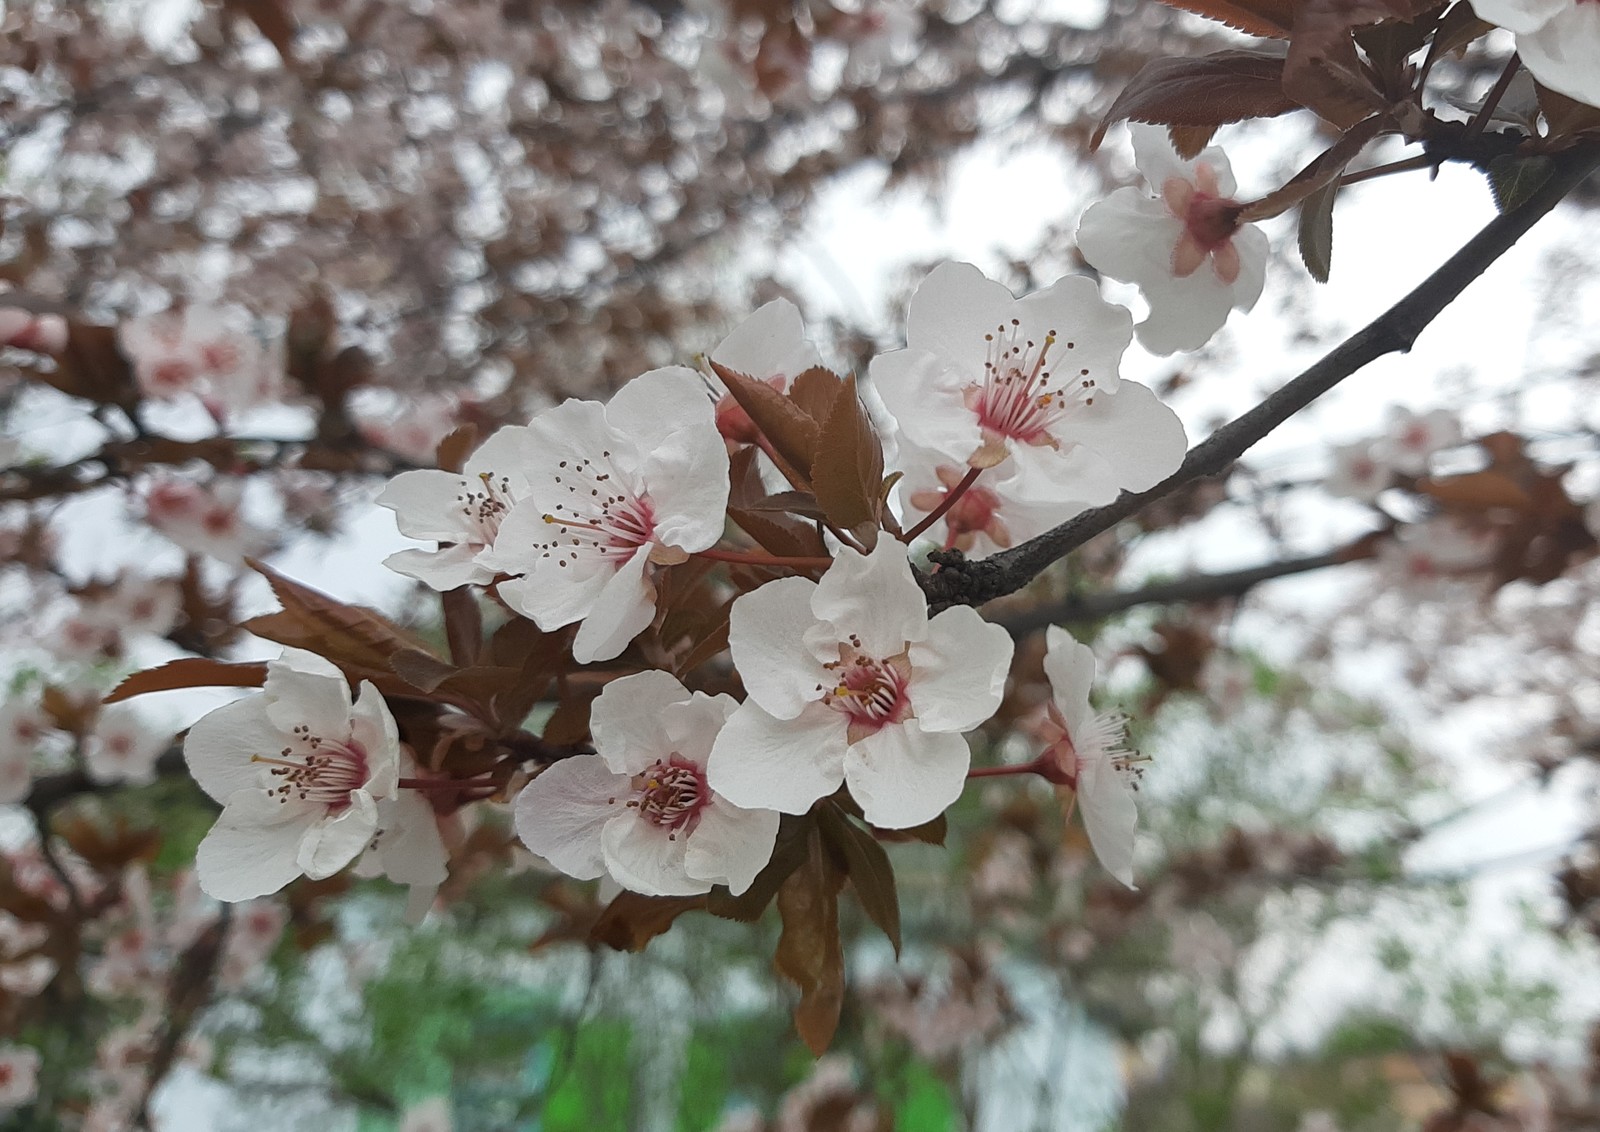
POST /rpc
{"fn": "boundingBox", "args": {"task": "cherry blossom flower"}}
[0,700,50,803]
[706,539,1014,829]
[377,425,538,590]
[1076,125,1270,355]
[1326,440,1392,503]
[515,670,778,896]
[86,705,170,786]
[1038,627,1140,887]
[356,392,463,464]
[142,475,269,564]
[707,299,821,445]
[184,648,407,901]
[0,1045,40,1110]
[119,307,280,419]
[106,574,182,637]
[1378,518,1495,589]
[892,442,1102,556]
[0,309,66,354]
[1376,406,1461,476]
[1468,0,1600,108]
[870,261,1186,510]
[483,367,730,664]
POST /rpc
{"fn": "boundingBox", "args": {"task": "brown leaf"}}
[1284,0,1423,126]
[818,804,902,956]
[1416,470,1532,510]
[542,685,600,746]
[105,658,268,704]
[1153,0,1296,37]
[435,424,480,475]
[590,891,707,951]
[1536,83,1600,138]
[389,648,460,694]
[1168,124,1220,158]
[1093,52,1300,148]
[811,375,886,535]
[711,361,819,485]
[1240,114,1388,220]
[774,825,848,1055]
[243,560,439,680]
[44,321,138,408]
[788,366,846,424]
[707,813,816,922]
[870,813,948,847]
[440,587,483,666]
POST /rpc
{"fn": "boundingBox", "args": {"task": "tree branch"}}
[921,145,1600,612]
[993,541,1369,636]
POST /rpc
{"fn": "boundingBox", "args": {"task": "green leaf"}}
[1487,154,1555,214]
[1296,174,1340,282]
[818,803,902,956]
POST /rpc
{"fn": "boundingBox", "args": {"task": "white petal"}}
[1230,223,1270,314]
[264,651,352,741]
[1130,122,1237,197]
[296,791,379,879]
[710,299,821,383]
[1516,2,1600,107]
[706,701,847,815]
[1049,379,1187,493]
[843,723,969,829]
[808,540,928,657]
[871,349,985,463]
[904,261,1015,371]
[1077,189,1185,291]
[1469,0,1567,34]
[375,791,449,887]
[375,469,477,541]
[1133,268,1240,355]
[1077,755,1138,888]
[512,756,627,881]
[1044,627,1097,720]
[184,695,280,804]
[491,507,613,627]
[605,366,720,463]
[685,798,781,895]
[349,681,401,799]
[383,544,496,591]
[195,791,310,901]
[1011,272,1133,395]
[659,692,739,767]
[591,670,694,775]
[463,424,538,496]
[727,577,827,720]
[642,431,730,555]
[570,545,657,663]
[601,815,704,896]
[907,607,1013,732]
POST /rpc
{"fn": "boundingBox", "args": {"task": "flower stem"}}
[1466,53,1522,139]
[901,465,982,544]
[696,547,835,570]
[966,759,1042,780]
[1339,154,1436,187]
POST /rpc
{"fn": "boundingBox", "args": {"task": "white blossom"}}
[1468,0,1600,108]
[1077,125,1270,354]
[483,367,730,664]
[515,670,778,896]
[1376,406,1461,476]
[377,425,539,590]
[1039,627,1140,887]
[184,648,425,901]
[707,298,821,445]
[871,261,1185,513]
[86,705,170,786]
[707,538,1014,829]
[1326,439,1392,503]
[142,475,269,564]
[0,1045,40,1110]
[119,307,281,418]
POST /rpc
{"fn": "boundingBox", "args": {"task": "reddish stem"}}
[901,465,982,544]
[696,546,835,570]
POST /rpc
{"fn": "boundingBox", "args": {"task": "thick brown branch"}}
[921,145,1600,612]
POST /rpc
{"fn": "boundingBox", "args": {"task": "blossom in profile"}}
[871,261,1185,509]
[484,367,729,664]
[706,298,821,445]
[377,425,539,590]
[1077,125,1270,355]
[707,539,1014,829]
[515,670,778,896]
[184,648,424,901]
[1468,0,1600,109]
[1038,627,1140,887]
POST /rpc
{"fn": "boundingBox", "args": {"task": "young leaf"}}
[711,360,820,483]
[104,658,269,704]
[244,560,438,675]
[589,892,707,952]
[788,366,846,424]
[1487,154,1555,214]
[1296,174,1341,282]
[811,374,886,534]
[818,804,902,956]
[774,825,847,1055]
[1153,0,1295,37]
[1093,51,1300,147]
[434,423,480,474]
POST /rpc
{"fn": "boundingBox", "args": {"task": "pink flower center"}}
[199,340,242,373]
[962,318,1098,466]
[627,756,708,838]
[909,464,1010,551]
[1400,422,1431,451]
[252,732,370,811]
[820,641,913,742]
[538,451,666,570]
[148,359,196,393]
[1162,164,1245,285]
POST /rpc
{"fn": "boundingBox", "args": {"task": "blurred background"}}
[3,1,1600,1129]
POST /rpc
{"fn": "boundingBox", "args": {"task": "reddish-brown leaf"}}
[244,560,438,676]
[1168,124,1220,158]
[1154,0,1296,37]
[542,684,600,746]
[44,321,138,407]
[707,813,816,923]
[389,648,460,694]
[1093,52,1300,148]
[590,891,707,951]
[817,804,902,956]
[811,375,886,535]
[105,659,269,704]
[1537,84,1600,138]
[1416,471,1533,510]
[440,587,483,666]
[711,361,819,484]
[435,424,481,474]
[788,366,846,424]
[1284,0,1426,126]
[774,825,848,1055]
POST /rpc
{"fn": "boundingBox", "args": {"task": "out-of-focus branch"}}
[921,145,1600,612]
[993,541,1371,637]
